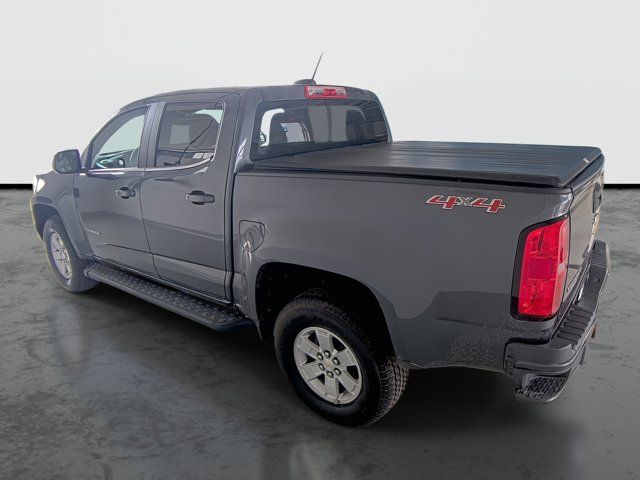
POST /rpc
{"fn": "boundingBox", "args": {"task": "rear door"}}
[76,104,157,275]
[139,93,239,299]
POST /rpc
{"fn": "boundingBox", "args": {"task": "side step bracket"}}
[85,263,252,332]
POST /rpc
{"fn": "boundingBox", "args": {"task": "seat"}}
[345,110,366,141]
[190,115,219,150]
[156,112,219,166]
[269,113,289,145]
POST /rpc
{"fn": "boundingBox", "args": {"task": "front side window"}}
[153,103,224,168]
[90,107,148,169]
[251,99,388,161]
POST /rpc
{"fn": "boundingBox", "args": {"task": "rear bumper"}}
[505,239,610,402]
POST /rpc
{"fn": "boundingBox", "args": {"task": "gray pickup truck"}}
[31,82,609,426]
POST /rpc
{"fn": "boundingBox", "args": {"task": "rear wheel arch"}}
[273,292,409,426]
[254,262,396,357]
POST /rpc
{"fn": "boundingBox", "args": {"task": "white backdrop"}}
[1,0,638,184]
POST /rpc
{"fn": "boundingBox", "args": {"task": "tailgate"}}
[564,159,605,299]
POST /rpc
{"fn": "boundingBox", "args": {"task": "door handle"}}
[186,190,215,205]
[115,187,136,199]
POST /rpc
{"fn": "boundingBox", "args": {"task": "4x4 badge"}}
[426,195,506,214]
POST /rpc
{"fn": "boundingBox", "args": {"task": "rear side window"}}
[154,103,224,168]
[251,99,388,161]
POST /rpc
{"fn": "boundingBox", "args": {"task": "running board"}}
[85,263,252,332]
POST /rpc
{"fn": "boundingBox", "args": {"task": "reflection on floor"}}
[1,189,638,479]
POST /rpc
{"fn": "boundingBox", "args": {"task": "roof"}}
[122,86,252,109]
[121,84,374,109]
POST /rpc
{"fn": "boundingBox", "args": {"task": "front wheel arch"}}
[32,203,60,239]
[42,215,97,293]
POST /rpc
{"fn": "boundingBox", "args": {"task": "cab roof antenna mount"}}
[294,52,323,85]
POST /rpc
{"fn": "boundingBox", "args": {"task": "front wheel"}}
[43,215,97,293]
[274,294,408,426]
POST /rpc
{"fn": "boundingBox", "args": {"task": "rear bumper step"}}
[85,263,253,332]
[505,239,610,402]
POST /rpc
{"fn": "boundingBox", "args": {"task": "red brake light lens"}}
[517,217,570,319]
[304,85,347,98]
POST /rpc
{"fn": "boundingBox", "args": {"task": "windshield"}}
[250,99,388,160]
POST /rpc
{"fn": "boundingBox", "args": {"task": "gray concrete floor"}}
[0,188,638,480]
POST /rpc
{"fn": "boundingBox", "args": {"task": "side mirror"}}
[53,149,81,174]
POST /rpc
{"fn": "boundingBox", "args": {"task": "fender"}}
[31,171,92,259]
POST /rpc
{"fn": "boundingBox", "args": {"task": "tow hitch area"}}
[505,240,610,402]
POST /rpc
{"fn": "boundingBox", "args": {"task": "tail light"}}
[305,85,347,98]
[514,217,570,319]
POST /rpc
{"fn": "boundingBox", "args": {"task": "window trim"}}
[145,100,226,171]
[86,105,151,171]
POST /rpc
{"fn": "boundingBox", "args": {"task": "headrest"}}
[159,111,219,149]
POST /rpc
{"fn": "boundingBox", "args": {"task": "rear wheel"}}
[43,216,97,292]
[274,293,408,426]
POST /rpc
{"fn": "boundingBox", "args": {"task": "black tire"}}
[43,215,98,293]
[274,293,409,426]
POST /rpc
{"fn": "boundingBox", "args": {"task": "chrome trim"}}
[84,167,145,174]
[144,157,213,172]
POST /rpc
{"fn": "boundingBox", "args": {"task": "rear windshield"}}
[250,99,388,160]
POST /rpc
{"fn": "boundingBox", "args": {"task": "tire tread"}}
[276,290,409,426]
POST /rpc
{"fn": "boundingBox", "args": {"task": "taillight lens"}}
[517,217,570,319]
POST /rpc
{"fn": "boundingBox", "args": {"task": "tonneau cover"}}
[254,141,602,187]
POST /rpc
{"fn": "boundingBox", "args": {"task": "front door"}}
[75,104,157,275]
[139,93,239,299]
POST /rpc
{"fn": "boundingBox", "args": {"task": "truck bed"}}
[254,141,602,188]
